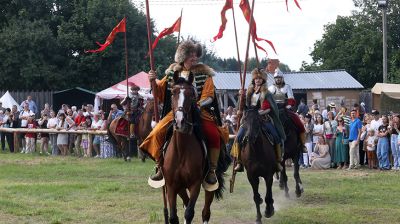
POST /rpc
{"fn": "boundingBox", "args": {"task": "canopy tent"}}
[0,91,22,111]
[96,71,151,100]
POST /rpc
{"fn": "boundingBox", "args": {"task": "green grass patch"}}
[0,153,400,223]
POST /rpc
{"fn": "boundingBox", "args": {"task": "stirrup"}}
[147,168,165,188]
[202,171,219,192]
[234,163,244,172]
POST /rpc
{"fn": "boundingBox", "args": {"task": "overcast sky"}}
[135,0,356,71]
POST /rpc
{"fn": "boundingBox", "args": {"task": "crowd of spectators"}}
[0,95,125,158]
[219,98,400,171]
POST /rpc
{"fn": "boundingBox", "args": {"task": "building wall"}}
[306,89,362,110]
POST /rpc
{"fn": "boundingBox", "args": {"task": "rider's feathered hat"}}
[174,40,203,63]
[251,68,267,81]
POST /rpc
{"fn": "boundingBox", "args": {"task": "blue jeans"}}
[236,122,280,145]
[391,134,399,168]
[377,137,390,169]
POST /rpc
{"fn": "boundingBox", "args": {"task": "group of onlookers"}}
[298,100,400,171]
[0,96,124,158]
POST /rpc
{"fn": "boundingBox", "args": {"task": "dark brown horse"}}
[278,110,304,198]
[241,108,276,224]
[137,100,158,161]
[164,74,228,224]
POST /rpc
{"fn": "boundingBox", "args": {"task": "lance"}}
[177,8,183,46]
[144,1,167,224]
[230,0,257,193]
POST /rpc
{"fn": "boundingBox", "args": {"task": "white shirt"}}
[251,92,261,106]
[91,120,103,130]
[312,124,324,143]
[370,119,383,136]
[47,117,59,129]
[366,135,377,151]
[19,110,34,127]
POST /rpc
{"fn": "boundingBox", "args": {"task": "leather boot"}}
[274,144,283,171]
[150,158,163,181]
[130,124,135,138]
[233,144,244,172]
[205,148,220,185]
[299,132,307,153]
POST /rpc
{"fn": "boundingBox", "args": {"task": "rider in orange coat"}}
[140,40,225,188]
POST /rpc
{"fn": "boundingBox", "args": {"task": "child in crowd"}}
[38,113,49,154]
[25,115,37,153]
[366,129,377,169]
[81,117,92,157]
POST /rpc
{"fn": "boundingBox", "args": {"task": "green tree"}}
[301,0,400,88]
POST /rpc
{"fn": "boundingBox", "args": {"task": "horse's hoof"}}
[141,157,145,163]
[265,208,275,218]
[285,192,290,198]
[255,220,262,224]
[126,157,131,162]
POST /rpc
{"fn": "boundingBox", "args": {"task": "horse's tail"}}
[215,143,232,200]
[107,121,118,146]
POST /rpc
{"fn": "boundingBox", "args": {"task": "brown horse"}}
[241,108,276,224]
[164,74,228,224]
[278,109,304,198]
[108,101,155,162]
[108,116,131,161]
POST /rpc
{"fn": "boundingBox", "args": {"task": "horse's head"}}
[243,107,262,143]
[171,72,197,133]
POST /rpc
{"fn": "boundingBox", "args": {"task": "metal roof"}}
[214,69,364,90]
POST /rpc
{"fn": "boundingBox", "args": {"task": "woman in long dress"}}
[334,117,349,169]
[311,136,331,169]
[56,112,69,156]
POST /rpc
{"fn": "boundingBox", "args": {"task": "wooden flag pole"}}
[231,4,242,84]
[124,17,129,101]
[144,1,167,224]
[230,0,257,194]
[177,8,183,46]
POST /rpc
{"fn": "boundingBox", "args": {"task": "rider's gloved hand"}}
[286,105,292,109]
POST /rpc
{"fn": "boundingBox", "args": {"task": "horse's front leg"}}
[264,176,275,218]
[184,182,201,224]
[167,188,179,224]
[247,174,263,224]
[279,161,289,198]
[178,189,189,208]
[202,190,215,224]
[293,154,304,197]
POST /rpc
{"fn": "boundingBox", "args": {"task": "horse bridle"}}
[172,84,196,132]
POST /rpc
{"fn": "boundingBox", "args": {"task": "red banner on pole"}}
[286,0,302,12]
[212,0,233,42]
[151,16,181,51]
[239,0,276,55]
[85,18,126,53]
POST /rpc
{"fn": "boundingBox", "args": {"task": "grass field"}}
[1,152,400,224]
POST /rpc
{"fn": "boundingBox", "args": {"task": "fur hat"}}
[251,68,267,81]
[174,40,203,63]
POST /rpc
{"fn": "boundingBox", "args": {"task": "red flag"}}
[85,18,126,53]
[239,0,276,55]
[212,0,233,42]
[286,0,302,12]
[151,16,181,51]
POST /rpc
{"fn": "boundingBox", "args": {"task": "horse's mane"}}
[243,108,262,143]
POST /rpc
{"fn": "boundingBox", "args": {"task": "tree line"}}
[301,0,400,88]
[0,0,291,92]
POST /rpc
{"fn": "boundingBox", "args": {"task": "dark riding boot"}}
[299,132,307,153]
[233,144,244,172]
[274,144,283,171]
[150,159,163,181]
[205,148,220,185]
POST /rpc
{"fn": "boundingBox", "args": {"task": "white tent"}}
[0,91,22,111]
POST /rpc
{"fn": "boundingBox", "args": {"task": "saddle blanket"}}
[116,118,129,137]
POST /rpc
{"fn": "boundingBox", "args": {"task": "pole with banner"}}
[144,1,167,223]
[230,0,257,194]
